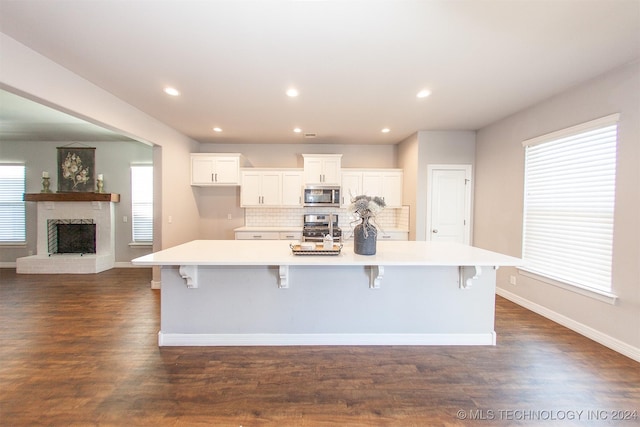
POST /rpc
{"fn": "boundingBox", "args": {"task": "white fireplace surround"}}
[17,200,116,274]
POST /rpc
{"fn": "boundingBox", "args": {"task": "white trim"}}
[0,262,17,268]
[128,241,153,247]
[150,280,161,289]
[497,287,640,363]
[522,113,620,147]
[518,269,618,305]
[157,332,496,347]
[114,261,152,268]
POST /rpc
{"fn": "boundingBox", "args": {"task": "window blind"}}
[0,164,26,243]
[522,115,618,292]
[131,165,153,242]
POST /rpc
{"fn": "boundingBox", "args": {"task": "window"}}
[0,164,26,243]
[131,165,153,243]
[522,114,619,294]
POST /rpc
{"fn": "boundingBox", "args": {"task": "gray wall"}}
[399,131,476,241]
[0,140,154,264]
[474,60,640,358]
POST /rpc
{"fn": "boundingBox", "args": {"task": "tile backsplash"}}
[245,205,410,231]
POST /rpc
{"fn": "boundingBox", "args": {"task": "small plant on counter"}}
[349,194,386,238]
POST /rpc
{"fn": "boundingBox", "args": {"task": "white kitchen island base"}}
[133,240,522,347]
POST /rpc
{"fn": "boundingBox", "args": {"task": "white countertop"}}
[132,240,522,267]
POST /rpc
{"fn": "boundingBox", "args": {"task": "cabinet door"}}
[235,231,280,240]
[214,157,240,184]
[304,158,324,183]
[341,172,362,206]
[381,172,403,207]
[260,172,282,206]
[240,171,262,206]
[191,157,215,184]
[321,158,341,184]
[362,172,383,198]
[282,171,303,206]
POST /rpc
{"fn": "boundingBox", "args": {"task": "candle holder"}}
[41,177,52,193]
[96,178,104,193]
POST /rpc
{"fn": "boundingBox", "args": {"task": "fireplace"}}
[17,193,119,274]
[48,220,96,255]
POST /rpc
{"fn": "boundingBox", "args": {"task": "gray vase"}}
[354,222,377,255]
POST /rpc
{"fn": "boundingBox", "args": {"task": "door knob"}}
[432,229,439,233]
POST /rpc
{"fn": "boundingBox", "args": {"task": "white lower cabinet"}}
[235,230,302,240]
[235,231,281,240]
[378,231,409,241]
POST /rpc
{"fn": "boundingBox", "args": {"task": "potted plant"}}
[349,195,386,255]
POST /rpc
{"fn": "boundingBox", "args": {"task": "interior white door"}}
[428,166,471,243]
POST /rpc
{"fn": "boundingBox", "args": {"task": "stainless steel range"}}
[302,214,342,242]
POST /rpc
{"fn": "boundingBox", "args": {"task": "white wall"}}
[474,60,640,360]
[0,33,202,267]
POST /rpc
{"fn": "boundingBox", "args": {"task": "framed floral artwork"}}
[57,146,95,192]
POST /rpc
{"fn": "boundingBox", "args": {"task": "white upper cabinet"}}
[240,169,303,207]
[303,154,342,185]
[341,169,403,208]
[191,153,241,185]
[340,170,362,207]
[240,170,282,207]
[281,170,303,206]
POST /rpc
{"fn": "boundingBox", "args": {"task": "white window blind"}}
[131,165,153,242]
[522,114,619,293]
[0,164,26,243]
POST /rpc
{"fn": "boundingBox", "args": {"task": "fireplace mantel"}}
[24,193,120,203]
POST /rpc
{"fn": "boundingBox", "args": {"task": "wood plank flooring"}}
[0,268,638,426]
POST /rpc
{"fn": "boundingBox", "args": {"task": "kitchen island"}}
[132,240,522,346]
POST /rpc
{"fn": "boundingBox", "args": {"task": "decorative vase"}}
[354,221,377,255]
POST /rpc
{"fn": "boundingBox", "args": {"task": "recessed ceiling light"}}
[286,88,299,97]
[416,89,431,98]
[164,87,180,96]
[381,128,391,133]
[293,128,302,133]
[213,127,222,132]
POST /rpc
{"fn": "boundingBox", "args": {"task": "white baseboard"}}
[157,332,496,347]
[151,280,161,289]
[497,287,640,363]
[114,262,148,268]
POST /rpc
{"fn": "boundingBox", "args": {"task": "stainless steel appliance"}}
[303,185,341,207]
[302,214,342,242]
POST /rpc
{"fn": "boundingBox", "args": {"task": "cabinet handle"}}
[211,173,214,182]
[253,235,262,239]
[215,173,218,182]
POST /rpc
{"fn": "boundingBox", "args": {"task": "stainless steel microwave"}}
[303,185,341,207]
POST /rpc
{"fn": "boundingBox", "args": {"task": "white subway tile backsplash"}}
[245,206,409,230]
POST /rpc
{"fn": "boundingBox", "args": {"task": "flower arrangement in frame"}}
[57,146,95,192]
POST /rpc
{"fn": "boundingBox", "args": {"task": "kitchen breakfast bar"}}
[132,240,522,347]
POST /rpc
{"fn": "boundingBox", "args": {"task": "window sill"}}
[129,242,153,248]
[518,269,618,305]
[0,242,27,248]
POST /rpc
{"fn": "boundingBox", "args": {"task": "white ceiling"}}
[1,0,639,145]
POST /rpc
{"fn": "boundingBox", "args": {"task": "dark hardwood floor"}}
[0,268,638,426]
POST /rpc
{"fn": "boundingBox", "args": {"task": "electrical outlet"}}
[168,215,173,224]
[227,214,232,220]
[123,215,128,223]
[509,275,517,285]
